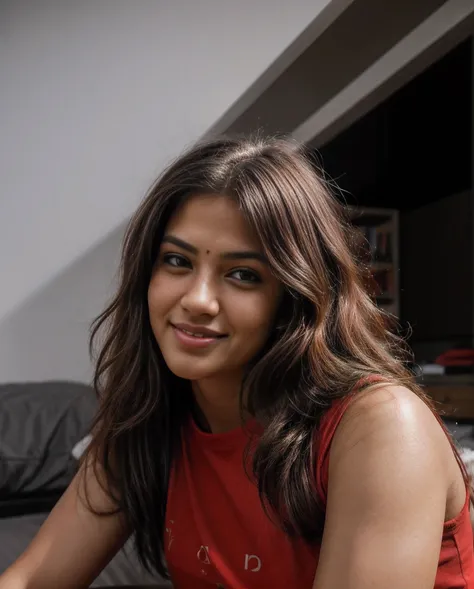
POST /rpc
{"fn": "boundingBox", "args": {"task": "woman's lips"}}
[171,323,227,349]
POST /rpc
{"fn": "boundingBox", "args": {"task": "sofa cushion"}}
[0,381,97,495]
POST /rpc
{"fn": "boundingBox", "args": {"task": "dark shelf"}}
[351,213,393,227]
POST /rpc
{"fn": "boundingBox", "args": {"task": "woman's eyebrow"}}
[162,234,267,263]
[221,251,267,263]
[162,235,197,254]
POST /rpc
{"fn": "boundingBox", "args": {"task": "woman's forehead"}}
[165,194,262,252]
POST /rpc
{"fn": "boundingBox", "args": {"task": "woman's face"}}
[148,194,282,382]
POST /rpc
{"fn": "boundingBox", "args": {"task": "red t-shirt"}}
[165,397,474,588]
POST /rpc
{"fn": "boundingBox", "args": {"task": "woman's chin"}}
[164,359,217,381]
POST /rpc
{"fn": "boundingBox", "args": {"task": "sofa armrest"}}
[0,489,64,518]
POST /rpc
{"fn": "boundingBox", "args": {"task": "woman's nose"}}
[180,275,220,317]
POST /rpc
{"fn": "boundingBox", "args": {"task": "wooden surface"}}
[420,375,474,419]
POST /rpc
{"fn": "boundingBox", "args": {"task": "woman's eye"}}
[229,269,261,284]
[163,253,191,268]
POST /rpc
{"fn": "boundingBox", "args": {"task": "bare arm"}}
[313,385,455,589]
[0,459,131,589]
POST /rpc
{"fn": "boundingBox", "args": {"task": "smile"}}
[170,323,227,349]
[179,327,211,338]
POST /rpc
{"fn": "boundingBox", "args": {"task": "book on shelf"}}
[354,224,393,264]
[349,206,398,318]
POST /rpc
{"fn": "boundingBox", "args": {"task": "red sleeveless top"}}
[165,396,474,588]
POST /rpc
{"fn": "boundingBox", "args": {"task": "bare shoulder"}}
[334,384,447,454]
[315,390,466,588]
[329,384,455,500]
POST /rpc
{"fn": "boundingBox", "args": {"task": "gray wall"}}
[0,0,327,324]
[0,0,332,383]
[0,224,124,383]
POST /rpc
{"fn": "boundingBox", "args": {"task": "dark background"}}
[315,39,473,356]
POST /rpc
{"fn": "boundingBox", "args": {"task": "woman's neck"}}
[191,375,248,434]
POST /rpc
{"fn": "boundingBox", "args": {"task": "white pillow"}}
[71,434,93,460]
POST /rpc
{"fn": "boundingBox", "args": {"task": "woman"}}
[1,136,473,589]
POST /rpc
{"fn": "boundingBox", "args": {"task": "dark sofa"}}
[0,381,168,587]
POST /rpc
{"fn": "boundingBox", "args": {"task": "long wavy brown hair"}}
[81,135,469,580]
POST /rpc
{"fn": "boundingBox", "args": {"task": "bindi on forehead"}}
[161,234,267,264]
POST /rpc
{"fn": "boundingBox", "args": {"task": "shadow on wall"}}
[0,222,126,384]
